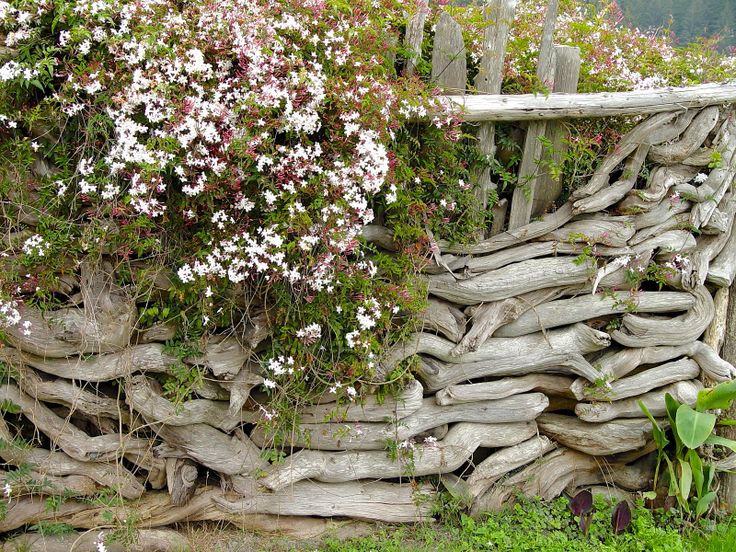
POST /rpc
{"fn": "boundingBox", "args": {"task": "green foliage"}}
[640,381,736,516]
[319,496,704,552]
[161,341,203,409]
[26,521,75,537]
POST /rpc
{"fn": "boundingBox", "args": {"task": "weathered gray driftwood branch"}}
[437,83,736,122]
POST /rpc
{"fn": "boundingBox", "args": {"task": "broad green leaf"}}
[688,449,704,497]
[717,419,736,426]
[665,393,684,452]
[696,492,717,517]
[675,404,716,450]
[696,381,736,411]
[638,400,669,449]
[664,392,680,422]
[705,434,736,454]
[642,491,657,500]
[679,458,692,502]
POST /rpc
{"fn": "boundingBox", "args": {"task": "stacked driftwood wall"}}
[3,100,736,537]
[4,0,736,543]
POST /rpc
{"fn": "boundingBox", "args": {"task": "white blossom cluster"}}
[21,234,50,257]
[3,0,403,297]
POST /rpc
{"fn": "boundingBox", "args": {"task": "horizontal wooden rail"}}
[439,82,736,122]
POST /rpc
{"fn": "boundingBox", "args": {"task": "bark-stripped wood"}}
[506,0,558,229]
[575,380,701,423]
[0,418,144,500]
[0,484,435,532]
[1,469,99,499]
[450,287,567,355]
[295,379,423,423]
[611,285,715,348]
[648,106,720,165]
[690,120,736,229]
[466,435,555,499]
[418,347,606,391]
[533,45,582,216]
[165,457,198,506]
[627,165,698,206]
[402,0,428,76]
[260,422,536,491]
[125,375,253,431]
[592,341,735,382]
[473,0,517,209]
[704,287,729,354]
[495,291,695,338]
[437,201,574,254]
[472,448,652,514]
[216,481,436,523]
[431,12,466,93]
[434,83,736,122]
[3,529,191,552]
[14,364,125,421]
[536,414,653,456]
[380,324,609,388]
[427,256,591,305]
[540,219,636,247]
[708,220,736,287]
[572,358,701,401]
[360,224,399,252]
[251,398,542,450]
[185,336,250,380]
[573,143,649,214]
[572,111,679,200]
[0,343,179,382]
[415,298,467,342]
[151,423,266,476]
[0,383,149,463]
[436,374,574,405]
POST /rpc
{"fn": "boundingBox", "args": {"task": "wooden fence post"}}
[403,0,429,76]
[532,45,582,217]
[507,0,559,230]
[720,286,736,510]
[431,12,467,93]
[474,0,518,219]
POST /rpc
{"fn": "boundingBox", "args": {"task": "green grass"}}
[318,496,736,552]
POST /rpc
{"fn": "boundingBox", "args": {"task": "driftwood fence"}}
[3,0,736,544]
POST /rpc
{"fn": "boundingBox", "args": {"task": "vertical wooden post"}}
[404,0,429,77]
[719,286,736,510]
[431,12,467,93]
[474,0,518,217]
[507,0,559,230]
[531,45,581,217]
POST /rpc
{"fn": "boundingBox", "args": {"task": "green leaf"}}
[704,465,716,497]
[665,393,684,452]
[439,474,473,509]
[642,491,657,501]
[696,381,736,411]
[0,400,21,414]
[675,404,716,450]
[705,434,736,454]
[664,456,687,510]
[717,419,736,426]
[638,400,669,449]
[696,492,717,517]
[688,449,704,498]
[678,458,692,503]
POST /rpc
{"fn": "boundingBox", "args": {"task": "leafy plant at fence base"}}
[640,380,736,517]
